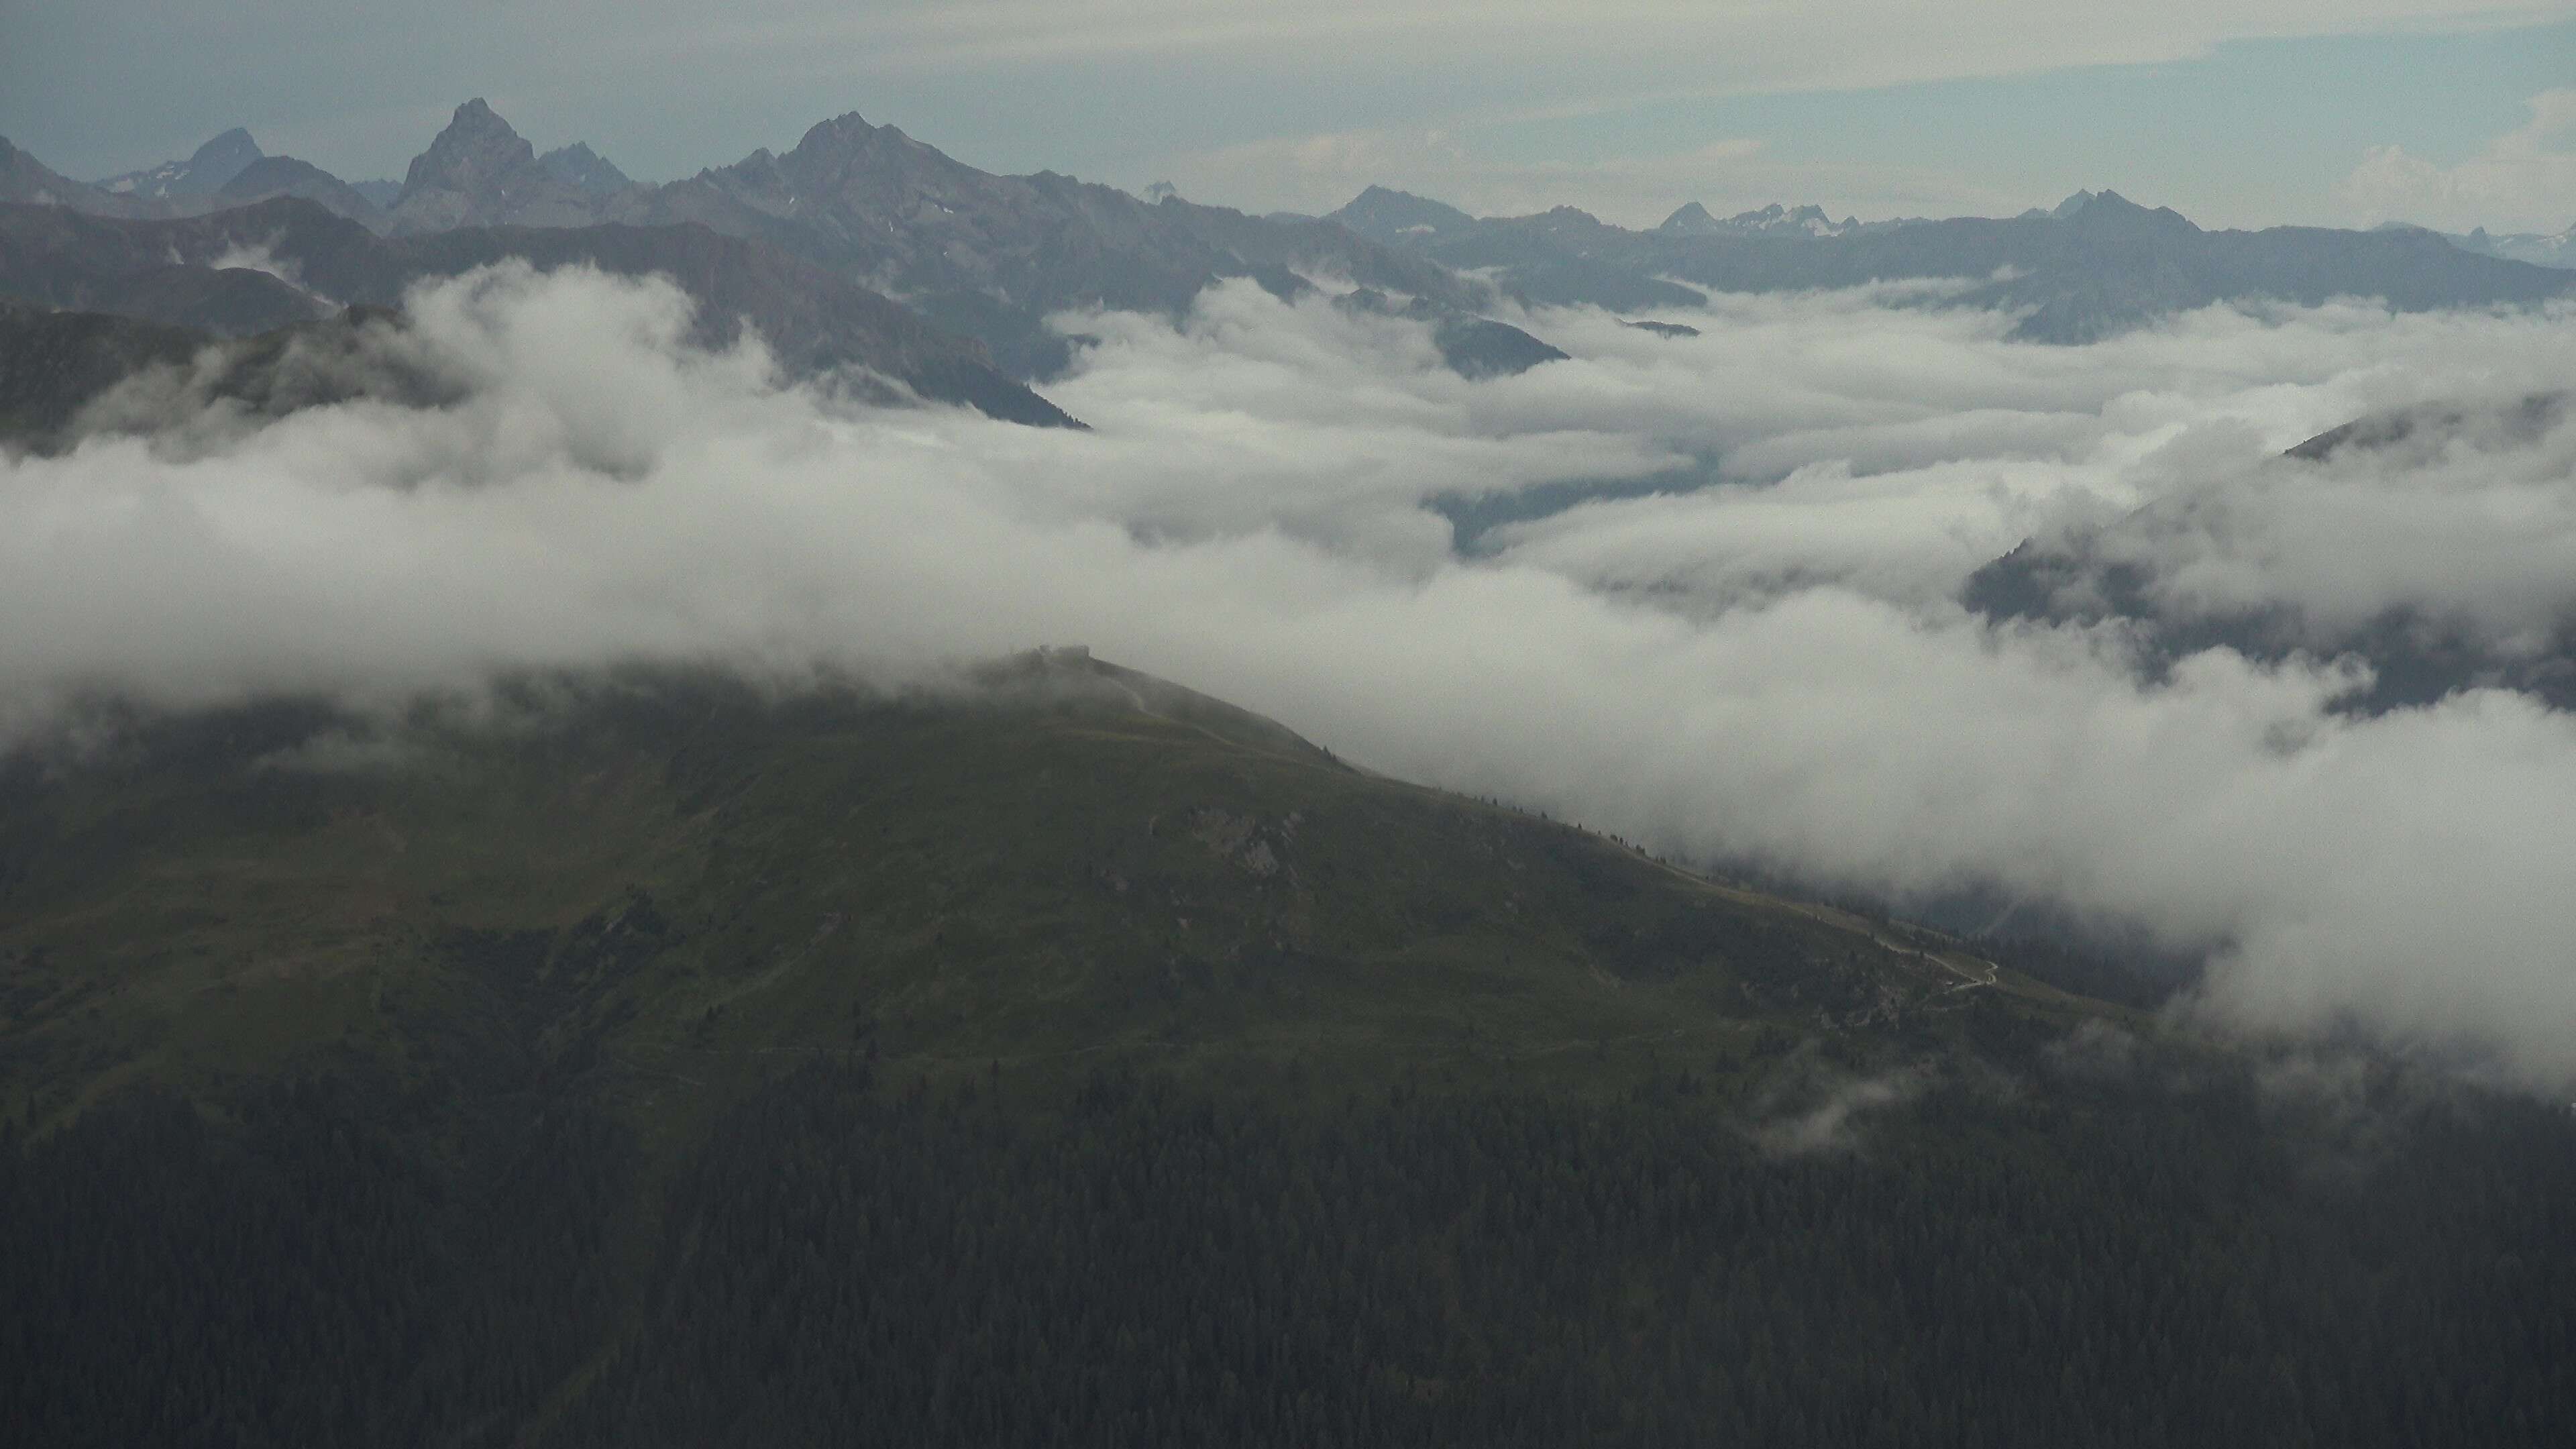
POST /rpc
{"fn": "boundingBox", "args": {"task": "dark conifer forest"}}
[8,1051,2573,1447]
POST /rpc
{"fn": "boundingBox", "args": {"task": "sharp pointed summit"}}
[388,99,597,233]
[397,100,535,204]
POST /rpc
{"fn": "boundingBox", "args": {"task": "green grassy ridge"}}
[0,656,2096,1138]
[21,658,2576,1449]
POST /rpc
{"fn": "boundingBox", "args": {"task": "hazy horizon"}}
[6,2,2574,233]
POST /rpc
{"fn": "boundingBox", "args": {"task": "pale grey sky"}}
[4,1,2573,230]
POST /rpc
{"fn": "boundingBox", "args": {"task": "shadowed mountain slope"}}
[388,98,611,234]
[0,655,2060,1128]
[1964,394,2576,711]
[648,111,1495,377]
[217,156,389,231]
[1,137,150,216]
[539,142,633,195]
[0,303,494,453]
[93,127,265,200]
[5,658,2571,1448]
[23,104,1519,385]
[0,200,1078,426]
[0,300,211,445]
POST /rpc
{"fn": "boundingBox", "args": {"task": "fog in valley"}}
[7,264,2575,1085]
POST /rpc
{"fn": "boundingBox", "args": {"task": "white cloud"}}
[2343,88,2576,234]
[9,265,2576,1088]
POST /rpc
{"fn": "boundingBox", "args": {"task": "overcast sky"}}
[5,1,2573,231]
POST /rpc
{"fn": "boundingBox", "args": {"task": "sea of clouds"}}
[5,264,2573,1083]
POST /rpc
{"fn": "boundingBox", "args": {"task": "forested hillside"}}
[3,660,2570,1445]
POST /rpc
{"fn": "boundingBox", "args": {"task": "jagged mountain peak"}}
[778,112,922,174]
[386,99,602,234]
[537,142,633,195]
[765,112,971,199]
[400,98,537,201]
[1664,201,1862,238]
[792,111,884,155]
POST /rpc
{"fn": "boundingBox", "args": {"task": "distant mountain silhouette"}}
[2445,221,2574,270]
[217,156,388,231]
[1335,183,2576,341]
[630,111,1494,378]
[1328,185,1483,246]
[18,110,2575,377]
[538,142,634,195]
[358,103,1513,380]
[1658,201,1917,239]
[94,127,264,200]
[1,137,148,215]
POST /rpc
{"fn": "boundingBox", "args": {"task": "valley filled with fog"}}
[9,265,2574,1085]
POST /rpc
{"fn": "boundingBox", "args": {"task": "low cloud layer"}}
[7,264,2575,1087]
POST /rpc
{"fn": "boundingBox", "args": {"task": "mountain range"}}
[1658,201,1922,239]
[1326,184,2576,341]
[9,103,2576,437]
[2,128,394,233]
[2428,221,2574,270]
[6,102,1557,391]
[292,101,1508,378]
